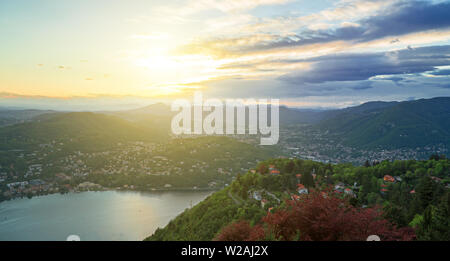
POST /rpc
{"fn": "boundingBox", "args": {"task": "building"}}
[344,188,356,197]
[297,184,308,195]
[261,199,268,208]
[383,175,395,183]
[253,191,262,201]
[431,176,442,183]
[334,182,345,193]
[291,194,301,201]
[270,169,280,175]
[7,181,28,189]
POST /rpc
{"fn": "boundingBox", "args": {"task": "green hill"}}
[0,112,168,151]
[316,97,450,149]
[146,157,450,241]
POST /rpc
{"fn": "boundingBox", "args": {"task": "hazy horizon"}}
[1,95,448,112]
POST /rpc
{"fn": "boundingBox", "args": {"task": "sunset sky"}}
[1,0,450,110]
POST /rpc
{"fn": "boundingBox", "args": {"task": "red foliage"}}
[214,220,254,241]
[216,191,415,241]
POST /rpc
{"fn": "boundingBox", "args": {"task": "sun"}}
[131,45,225,97]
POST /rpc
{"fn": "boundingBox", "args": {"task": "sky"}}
[1,0,450,110]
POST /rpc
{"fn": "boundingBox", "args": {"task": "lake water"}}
[0,190,211,241]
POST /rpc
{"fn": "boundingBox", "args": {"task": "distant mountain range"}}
[0,112,168,151]
[314,97,450,149]
[277,97,450,149]
[0,109,56,127]
[0,97,449,150]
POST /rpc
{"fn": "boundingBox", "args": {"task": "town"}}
[0,136,275,202]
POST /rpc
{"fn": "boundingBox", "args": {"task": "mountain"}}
[0,109,57,127]
[120,103,173,116]
[0,112,168,151]
[2,97,448,150]
[316,97,450,149]
[107,97,450,149]
[279,106,327,124]
[110,103,175,133]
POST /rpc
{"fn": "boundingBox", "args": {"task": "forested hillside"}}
[316,97,450,149]
[147,156,450,241]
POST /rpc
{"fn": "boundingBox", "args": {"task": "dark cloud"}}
[279,45,450,84]
[429,69,450,76]
[239,1,450,52]
[382,76,404,83]
[358,0,450,41]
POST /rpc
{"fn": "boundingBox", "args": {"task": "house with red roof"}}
[344,188,356,197]
[291,194,300,201]
[383,175,395,183]
[297,184,308,195]
[270,169,280,175]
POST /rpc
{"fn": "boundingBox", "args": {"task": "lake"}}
[0,190,212,241]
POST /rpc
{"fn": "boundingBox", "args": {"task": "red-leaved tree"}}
[215,191,415,241]
[214,220,266,241]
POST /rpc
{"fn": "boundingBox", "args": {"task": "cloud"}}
[130,33,170,40]
[259,1,450,51]
[429,69,450,76]
[279,45,450,84]
[183,1,450,55]
[179,0,294,14]
[356,0,450,41]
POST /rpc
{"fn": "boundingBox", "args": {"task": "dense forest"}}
[147,155,449,241]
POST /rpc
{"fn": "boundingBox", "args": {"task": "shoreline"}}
[0,187,218,204]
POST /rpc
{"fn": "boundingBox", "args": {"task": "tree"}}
[258,164,268,174]
[383,202,407,227]
[301,171,314,188]
[430,193,450,240]
[284,160,295,173]
[417,176,434,211]
[213,220,254,241]
[429,154,440,161]
[217,191,415,241]
[416,193,450,241]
